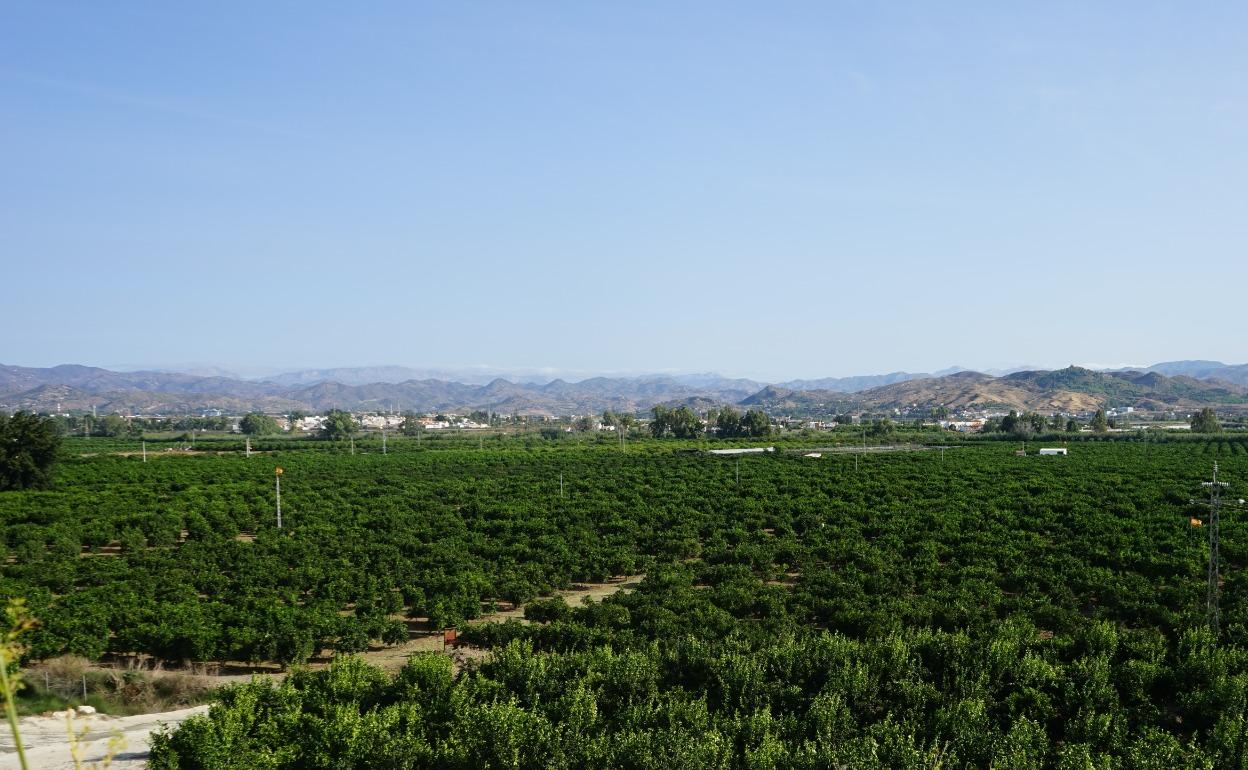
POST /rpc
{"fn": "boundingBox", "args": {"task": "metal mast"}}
[275,466,283,529]
[1201,462,1229,636]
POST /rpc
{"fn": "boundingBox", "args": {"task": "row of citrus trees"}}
[4,438,1248,765]
[150,583,1248,768]
[2,440,1245,662]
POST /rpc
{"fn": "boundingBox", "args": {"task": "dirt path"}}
[362,574,645,672]
[0,705,209,770]
[8,575,645,764]
[155,574,646,685]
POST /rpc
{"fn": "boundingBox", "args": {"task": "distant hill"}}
[1144,360,1248,387]
[768,366,1248,414]
[740,385,862,414]
[0,364,761,416]
[1144,360,1229,378]
[263,366,526,387]
[777,371,931,393]
[5,361,1248,417]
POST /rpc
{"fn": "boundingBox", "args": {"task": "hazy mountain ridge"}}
[4,362,1248,417]
[0,364,760,416]
[815,366,1248,414]
[1142,361,1248,387]
[777,371,929,392]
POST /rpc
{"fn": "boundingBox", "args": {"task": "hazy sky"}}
[3,3,1246,380]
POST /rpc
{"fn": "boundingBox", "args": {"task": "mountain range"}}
[2,361,1247,417]
[841,367,1247,414]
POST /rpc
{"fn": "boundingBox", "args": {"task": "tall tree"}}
[94,414,129,437]
[650,405,672,438]
[400,413,424,436]
[716,407,742,438]
[1191,407,1222,433]
[239,412,280,436]
[320,410,358,441]
[742,409,771,437]
[0,411,61,490]
[669,406,704,439]
[1090,409,1109,433]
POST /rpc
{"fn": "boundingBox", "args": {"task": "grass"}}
[18,656,219,716]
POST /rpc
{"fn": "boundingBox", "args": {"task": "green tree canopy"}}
[867,417,895,438]
[0,411,61,490]
[1090,409,1109,433]
[239,413,281,436]
[649,405,702,438]
[94,414,130,438]
[400,413,425,436]
[649,405,671,438]
[1190,407,1222,433]
[669,406,703,439]
[741,409,771,438]
[320,410,358,441]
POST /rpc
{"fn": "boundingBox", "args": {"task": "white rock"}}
[76,705,97,715]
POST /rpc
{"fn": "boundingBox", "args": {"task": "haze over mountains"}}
[2,361,1247,417]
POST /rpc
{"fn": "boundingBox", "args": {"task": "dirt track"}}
[0,705,209,770]
[4,575,645,766]
[364,574,645,672]
[203,574,645,681]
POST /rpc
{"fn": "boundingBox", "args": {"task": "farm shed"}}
[1039,448,1068,456]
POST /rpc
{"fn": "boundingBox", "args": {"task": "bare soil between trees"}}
[7,575,643,767]
[86,575,643,684]
[207,574,645,682]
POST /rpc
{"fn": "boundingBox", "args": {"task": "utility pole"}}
[142,441,146,463]
[1199,463,1230,636]
[275,467,283,529]
[382,430,387,455]
[245,437,251,457]
[736,458,740,485]
[350,435,355,455]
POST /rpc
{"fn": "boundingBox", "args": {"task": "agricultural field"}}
[4,436,1248,767]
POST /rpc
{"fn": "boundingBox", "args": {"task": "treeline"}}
[152,587,1248,768]
[649,405,770,439]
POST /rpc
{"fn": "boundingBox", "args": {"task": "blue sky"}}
[3,2,1246,381]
